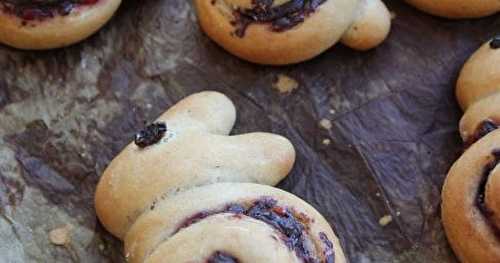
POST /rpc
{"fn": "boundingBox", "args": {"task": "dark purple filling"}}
[0,0,98,21]
[134,122,167,148]
[207,251,239,263]
[175,198,334,263]
[476,149,500,215]
[221,0,326,37]
[319,232,335,263]
[490,36,500,49]
[465,119,499,148]
[476,149,500,237]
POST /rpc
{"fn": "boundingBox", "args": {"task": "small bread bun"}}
[0,0,121,50]
[194,0,391,65]
[405,0,500,19]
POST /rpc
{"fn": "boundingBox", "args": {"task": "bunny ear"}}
[340,0,392,51]
[159,91,236,135]
[456,40,500,111]
[95,132,295,239]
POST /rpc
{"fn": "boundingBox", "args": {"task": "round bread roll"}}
[405,0,500,18]
[194,0,392,65]
[0,0,121,50]
[94,91,347,262]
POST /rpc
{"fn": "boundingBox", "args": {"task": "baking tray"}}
[1,0,499,262]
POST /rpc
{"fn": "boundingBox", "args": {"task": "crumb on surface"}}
[273,74,299,94]
[322,139,331,145]
[49,225,72,246]
[379,215,393,226]
[319,119,332,130]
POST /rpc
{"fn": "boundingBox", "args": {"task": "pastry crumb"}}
[273,74,299,94]
[319,119,332,130]
[322,139,331,145]
[329,109,336,115]
[379,215,393,226]
[49,225,72,246]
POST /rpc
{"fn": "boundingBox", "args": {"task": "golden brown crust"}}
[459,93,500,143]
[445,38,500,262]
[125,183,346,263]
[456,40,500,111]
[95,91,296,239]
[0,0,121,50]
[442,130,500,263]
[341,0,392,51]
[405,0,500,18]
[94,91,346,262]
[194,0,391,65]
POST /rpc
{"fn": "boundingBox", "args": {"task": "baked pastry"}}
[442,37,500,262]
[0,0,121,50]
[194,0,392,65]
[456,36,500,147]
[95,91,346,262]
[405,0,500,19]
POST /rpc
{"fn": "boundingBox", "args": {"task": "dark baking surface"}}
[0,1,498,262]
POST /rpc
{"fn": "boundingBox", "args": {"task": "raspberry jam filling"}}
[0,0,98,21]
[216,0,327,37]
[476,149,500,237]
[176,198,335,263]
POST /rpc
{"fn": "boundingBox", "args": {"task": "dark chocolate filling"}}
[227,0,327,37]
[0,0,97,21]
[176,198,334,263]
[490,36,500,49]
[134,122,167,148]
[207,251,239,263]
[465,119,499,147]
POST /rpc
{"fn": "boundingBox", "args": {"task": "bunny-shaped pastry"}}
[195,0,392,65]
[442,37,500,262]
[95,91,346,263]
